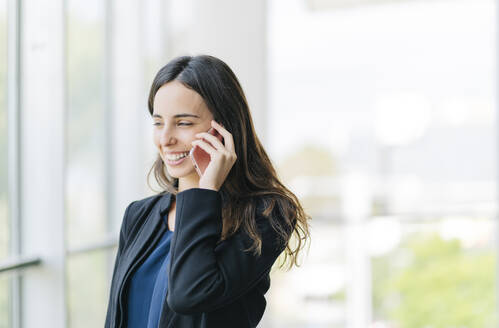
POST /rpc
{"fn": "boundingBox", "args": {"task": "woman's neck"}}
[178,173,200,192]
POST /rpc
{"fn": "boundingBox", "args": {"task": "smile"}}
[165,153,190,166]
[165,151,189,161]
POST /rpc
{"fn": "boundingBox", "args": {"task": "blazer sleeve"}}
[166,188,287,315]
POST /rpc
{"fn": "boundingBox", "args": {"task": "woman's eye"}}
[152,122,192,126]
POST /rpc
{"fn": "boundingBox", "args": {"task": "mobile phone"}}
[190,127,224,177]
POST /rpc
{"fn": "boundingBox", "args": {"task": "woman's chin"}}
[166,166,197,179]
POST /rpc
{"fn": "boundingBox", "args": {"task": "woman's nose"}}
[159,126,175,145]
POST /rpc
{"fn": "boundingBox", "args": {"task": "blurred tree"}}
[277,143,338,181]
[276,144,339,218]
[372,232,497,328]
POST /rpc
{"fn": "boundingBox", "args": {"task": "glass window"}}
[0,0,8,259]
[0,275,9,328]
[0,0,10,326]
[372,218,496,327]
[65,0,107,250]
[267,0,497,326]
[67,250,110,328]
[266,223,347,327]
[66,1,107,326]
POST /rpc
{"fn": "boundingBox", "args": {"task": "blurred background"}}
[0,0,497,327]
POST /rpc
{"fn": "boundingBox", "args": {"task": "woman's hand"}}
[191,120,237,191]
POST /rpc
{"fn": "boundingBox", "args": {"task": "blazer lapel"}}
[117,192,173,291]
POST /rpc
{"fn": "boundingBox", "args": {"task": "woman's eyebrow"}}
[152,113,200,119]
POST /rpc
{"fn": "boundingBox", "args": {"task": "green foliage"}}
[329,288,346,302]
[372,233,497,328]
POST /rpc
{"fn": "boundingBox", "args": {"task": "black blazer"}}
[105,188,286,328]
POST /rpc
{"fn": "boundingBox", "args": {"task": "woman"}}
[105,54,310,328]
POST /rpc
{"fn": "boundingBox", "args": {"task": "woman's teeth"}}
[166,151,189,161]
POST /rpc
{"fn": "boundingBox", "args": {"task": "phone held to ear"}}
[190,127,224,177]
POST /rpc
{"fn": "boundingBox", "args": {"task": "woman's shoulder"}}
[128,191,168,213]
[122,191,171,234]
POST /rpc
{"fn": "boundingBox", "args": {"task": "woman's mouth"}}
[165,151,190,166]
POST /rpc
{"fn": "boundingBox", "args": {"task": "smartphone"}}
[190,127,224,177]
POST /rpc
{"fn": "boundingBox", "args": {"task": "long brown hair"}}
[146,55,310,269]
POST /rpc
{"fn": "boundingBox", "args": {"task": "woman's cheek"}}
[153,131,159,145]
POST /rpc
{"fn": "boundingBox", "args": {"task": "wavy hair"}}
[146,55,310,269]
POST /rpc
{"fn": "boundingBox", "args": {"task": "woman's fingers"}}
[194,132,224,151]
[210,120,235,153]
[191,139,217,156]
[194,121,238,190]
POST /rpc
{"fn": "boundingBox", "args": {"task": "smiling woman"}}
[104,55,311,328]
[150,80,214,191]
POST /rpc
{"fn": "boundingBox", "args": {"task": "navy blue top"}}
[126,217,173,328]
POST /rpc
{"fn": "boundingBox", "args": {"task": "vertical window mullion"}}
[104,0,114,281]
[496,0,499,320]
[7,0,21,326]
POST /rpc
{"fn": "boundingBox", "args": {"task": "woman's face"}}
[152,80,214,179]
